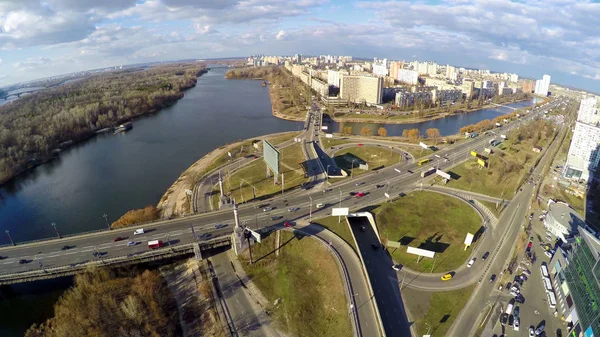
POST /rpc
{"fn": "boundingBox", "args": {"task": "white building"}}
[340,75,383,105]
[509,73,519,83]
[564,97,600,181]
[327,70,341,88]
[396,69,419,85]
[446,65,457,81]
[535,74,551,96]
[544,200,585,242]
[372,63,388,77]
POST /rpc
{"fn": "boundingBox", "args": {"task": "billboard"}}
[478,159,488,167]
[321,126,328,130]
[436,169,451,180]
[470,150,477,157]
[332,207,349,216]
[419,141,428,149]
[406,246,435,258]
[325,133,333,138]
[262,140,280,175]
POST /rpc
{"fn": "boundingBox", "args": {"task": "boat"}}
[261,81,267,87]
[113,122,133,135]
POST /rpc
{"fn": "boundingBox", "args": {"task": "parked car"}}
[515,294,525,303]
[508,314,514,327]
[535,322,545,335]
[529,326,535,337]
[500,313,508,325]
[514,306,520,317]
[514,316,520,331]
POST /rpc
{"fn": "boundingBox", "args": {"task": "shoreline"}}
[0,68,208,188]
[329,98,532,125]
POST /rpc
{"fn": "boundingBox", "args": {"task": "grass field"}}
[403,285,476,337]
[373,191,482,272]
[333,146,402,177]
[239,231,352,337]
[311,216,358,252]
[217,142,308,204]
[322,138,354,149]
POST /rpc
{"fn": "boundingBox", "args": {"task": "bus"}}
[148,240,164,249]
[418,159,430,166]
[542,277,553,292]
[540,263,549,278]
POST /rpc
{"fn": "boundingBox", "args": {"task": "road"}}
[447,101,569,337]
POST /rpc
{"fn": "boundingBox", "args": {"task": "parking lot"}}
[488,210,568,337]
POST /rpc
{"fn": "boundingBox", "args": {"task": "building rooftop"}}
[579,226,600,260]
[548,200,585,232]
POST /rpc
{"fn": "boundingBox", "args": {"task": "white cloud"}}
[275,30,286,40]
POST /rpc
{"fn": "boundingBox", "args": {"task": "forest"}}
[0,63,207,185]
[25,268,180,337]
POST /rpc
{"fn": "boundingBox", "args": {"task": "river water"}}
[0,69,540,335]
[325,98,542,136]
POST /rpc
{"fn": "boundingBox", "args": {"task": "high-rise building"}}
[548,228,600,337]
[389,61,403,80]
[340,75,383,104]
[327,70,340,88]
[509,73,519,83]
[396,69,419,85]
[522,80,535,93]
[564,96,600,181]
[446,65,456,80]
[535,74,551,96]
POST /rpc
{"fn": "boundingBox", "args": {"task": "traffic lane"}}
[348,217,412,336]
[297,223,381,337]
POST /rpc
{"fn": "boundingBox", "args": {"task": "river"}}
[325,98,542,136]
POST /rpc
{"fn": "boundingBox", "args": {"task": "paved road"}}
[447,99,569,337]
[210,252,280,337]
[349,217,412,336]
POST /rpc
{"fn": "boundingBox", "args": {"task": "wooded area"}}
[111,205,160,229]
[0,63,207,185]
[25,268,180,337]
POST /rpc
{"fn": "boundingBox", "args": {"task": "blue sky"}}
[1,0,600,93]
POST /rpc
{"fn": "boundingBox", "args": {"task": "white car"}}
[127,241,138,246]
[466,258,476,268]
[392,264,402,271]
[316,203,324,209]
[514,316,520,331]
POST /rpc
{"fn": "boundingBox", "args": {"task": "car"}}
[61,245,70,250]
[358,143,363,146]
[520,274,528,281]
[392,264,402,271]
[508,314,514,327]
[529,326,535,337]
[371,243,380,250]
[356,192,365,198]
[556,329,562,337]
[287,207,300,212]
[127,241,138,246]
[522,268,531,276]
[376,184,385,189]
[256,203,269,209]
[263,207,273,212]
[114,237,125,242]
[323,188,332,193]
[500,313,509,325]
[0,256,5,260]
[215,224,228,229]
[514,306,520,317]
[349,192,357,196]
[283,221,293,228]
[133,229,144,235]
[316,203,324,209]
[544,250,553,258]
[441,273,453,281]
[198,233,212,240]
[514,316,520,331]
[18,259,28,264]
[467,258,476,268]
[515,294,525,303]
[482,251,490,260]
[489,274,497,282]
[535,323,545,335]
[92,251,100,257]
[355,182,364,186]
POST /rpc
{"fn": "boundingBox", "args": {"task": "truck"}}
[505,299,515,315]
[421,167,436,178]
[148,240,164,249]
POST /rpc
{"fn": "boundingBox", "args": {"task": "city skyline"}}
[0,0,600,92]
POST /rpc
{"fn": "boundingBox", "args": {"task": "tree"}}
[377,127,388,137]
[405,128,421,140]
[343,126,353,135]
[425,128,440,144]
[360,127,372,136]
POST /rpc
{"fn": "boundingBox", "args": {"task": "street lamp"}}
[308,194,313,222]
[103,213,110,229]
[424,322,431,335]
[240,181,244,204]
[5,230,15,246]
[51,222,60,239]
[327,164,331,177]
[351,159,356,178]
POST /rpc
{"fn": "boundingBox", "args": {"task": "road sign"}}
[407,246,435,259]
[332,207,349,216]
[262,140,280,175]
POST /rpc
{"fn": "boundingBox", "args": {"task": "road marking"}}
[46,254,59,258]
[2,261,13,264]
[81,249,93,252]
[64,251,77,255]
[82,246,93,249]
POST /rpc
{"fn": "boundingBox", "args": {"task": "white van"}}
[134,228,145,235]
[316,203,324,209]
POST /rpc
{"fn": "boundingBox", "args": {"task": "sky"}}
[1,0,600,92]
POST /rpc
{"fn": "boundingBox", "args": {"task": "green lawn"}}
[218,142,308,203]
[403,285,476,337]
[321,138,354,149]
[332,146,402,177]
[373,191,482,273]
[239,231,352,337]
[267,132,301,146]
[311,216,358,253]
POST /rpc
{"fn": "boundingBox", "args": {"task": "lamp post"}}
[308,194,313,222]
[103,213,109,229]
[5,230,15,246]
[351,159,356,178]
[51,222,60,239]
[240,181,244,204]
[424,322,431,336]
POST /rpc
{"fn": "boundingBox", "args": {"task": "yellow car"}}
[441,273,453,281]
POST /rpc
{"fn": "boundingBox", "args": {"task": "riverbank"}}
[0,64,208,187]
[330,98,532,125]
[156,131,300,218]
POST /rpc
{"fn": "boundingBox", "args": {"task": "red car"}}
[356,192,365,198]
[283,221,293,228]
[358,143,363,146]
[114,237,125,242]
